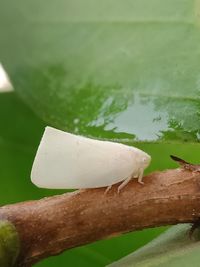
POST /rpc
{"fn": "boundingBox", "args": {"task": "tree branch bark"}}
[1,167,200,266]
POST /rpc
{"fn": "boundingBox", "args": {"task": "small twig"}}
[0,166,200,266]
[170,155,200,172]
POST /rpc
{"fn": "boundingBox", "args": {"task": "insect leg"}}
[138,169,144,184]
[117,176,132,193]
[104,185,112,194]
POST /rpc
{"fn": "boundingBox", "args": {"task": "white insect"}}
[31,127,151,193]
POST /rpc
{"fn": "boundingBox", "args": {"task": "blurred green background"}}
[0,0,200,266]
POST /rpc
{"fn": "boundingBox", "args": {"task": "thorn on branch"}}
[170,155,200,172]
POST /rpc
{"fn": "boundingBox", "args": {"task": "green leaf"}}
[36,228,167,267]
[0,220,19,267]
[1,0,200,142]
[0,93,48,205]
[107,224,200,267]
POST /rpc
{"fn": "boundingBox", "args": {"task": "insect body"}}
[31,127,151,192]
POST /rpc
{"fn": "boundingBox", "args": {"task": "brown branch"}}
[1,168,200,266]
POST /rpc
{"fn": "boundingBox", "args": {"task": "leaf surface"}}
[1,0,200,142]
